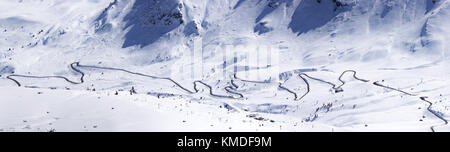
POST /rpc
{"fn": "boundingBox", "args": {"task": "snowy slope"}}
[1,0,450,132]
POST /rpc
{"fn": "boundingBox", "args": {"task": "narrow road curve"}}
[373,81,414,96]
[299,73,340,92]
[372,81,448,132]
[193,80,239,99]
[224,78,244,99]
[225,75,247,99]
[7,62,85,87]
[278,82,299,100]
[336,70,370,88]
[294,71,368,101]
[420,96,449,132]
[296,73,340,102]
[230,78,240,89]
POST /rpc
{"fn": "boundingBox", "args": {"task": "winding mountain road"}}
[295,70,447,132]
[283,70,446,132]
[8,62,243,99]
[5,62,448,131]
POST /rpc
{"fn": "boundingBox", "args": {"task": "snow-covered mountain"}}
[1,0,450,132]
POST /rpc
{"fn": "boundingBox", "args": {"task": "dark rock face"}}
[121,0,183,48]
[183,21,199,37]
[254,22,273,35]
[289,0,349,35]
[0,63,15,74]
[94,0,118,34]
